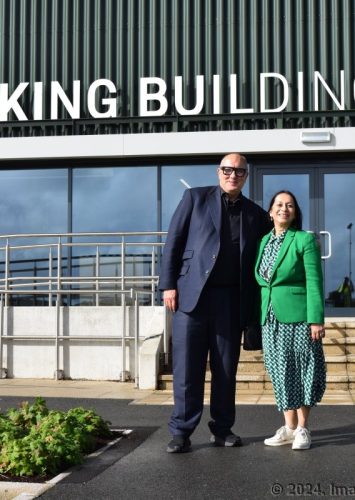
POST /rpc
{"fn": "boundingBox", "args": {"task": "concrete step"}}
[158,322,355,392]
[159,360,353,390]
[324,321,355,337]
[157,371,350,391]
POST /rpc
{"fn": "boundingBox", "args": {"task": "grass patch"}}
[0,397,116,481]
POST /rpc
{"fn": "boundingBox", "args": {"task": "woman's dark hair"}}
[268,190,303,230]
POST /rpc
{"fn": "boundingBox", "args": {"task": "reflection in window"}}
[324,173,355,308]
[0,169,68,305]
[263,174,310,230]
[0,162,253,306]
[162,164,250,230]
[0,169,68,235]
[72,167,158,305]
[73,167,157,233]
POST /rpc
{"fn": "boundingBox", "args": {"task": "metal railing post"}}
[95,245,100,306]
[151,246,155,306]
[121,237,126,293]
[120,237,126,381]
[49,247,53,306]
[4,239,9,307]
[55,294,61,379]
[0,294,4,377]
[57,237,62,295]
[55,237,62,379]
[133,289,139,388]
[120,291,127,381]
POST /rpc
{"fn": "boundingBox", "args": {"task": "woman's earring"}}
[270,215,273,221]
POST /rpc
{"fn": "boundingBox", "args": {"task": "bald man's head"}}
[217,153,248,199]
[220,153,247,168]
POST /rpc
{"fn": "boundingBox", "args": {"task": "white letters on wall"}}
[0,71,351,122]
[174,75,204,115]
[230,74,254,114]
[51,81,81,119]
[0,83,29,121]
[260,73,289,113]
[139,77,168,116]
[88,79,117,118]
[314,70,345,111]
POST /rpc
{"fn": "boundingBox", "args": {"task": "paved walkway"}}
[0,378,354,405]
[0,380,354,500]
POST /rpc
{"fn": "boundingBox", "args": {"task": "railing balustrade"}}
[0,232,169,387]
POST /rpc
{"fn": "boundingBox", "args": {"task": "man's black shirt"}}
[207,192,241,287]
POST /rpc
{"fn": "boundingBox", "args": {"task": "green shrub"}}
[0,397,113,477]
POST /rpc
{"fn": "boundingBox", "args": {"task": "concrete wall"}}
[1,306,165,383]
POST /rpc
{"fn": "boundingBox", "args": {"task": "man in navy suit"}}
[159,153,270,453]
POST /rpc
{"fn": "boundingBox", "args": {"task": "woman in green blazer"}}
[255,191,326,450]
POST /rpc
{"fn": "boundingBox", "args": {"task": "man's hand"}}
[163,289,178,312]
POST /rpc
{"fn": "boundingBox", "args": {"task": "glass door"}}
[253,164,355,316]
[259,171,311,230]
[322,172,355,314]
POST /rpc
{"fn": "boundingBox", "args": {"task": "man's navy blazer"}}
[159,186,271,328]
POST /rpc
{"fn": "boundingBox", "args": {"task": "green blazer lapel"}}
[269,228,296,282]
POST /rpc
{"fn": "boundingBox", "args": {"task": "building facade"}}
[0,0,354,317]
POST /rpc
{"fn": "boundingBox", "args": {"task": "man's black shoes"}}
[167,433,243,452]
[166,436,191,453]
[210,433,243,447]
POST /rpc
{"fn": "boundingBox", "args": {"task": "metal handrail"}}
[0,231,170,387]
[0,288,151,388]
[0,241,165,251]
[0,231,167,305]
[0,231,167,239]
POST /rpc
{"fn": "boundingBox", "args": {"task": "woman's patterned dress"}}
[258,230,326,411]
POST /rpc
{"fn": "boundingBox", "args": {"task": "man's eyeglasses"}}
[220,167,247,177]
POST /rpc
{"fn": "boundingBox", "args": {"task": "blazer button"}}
[205,270,209,274]
[212,255,216,260]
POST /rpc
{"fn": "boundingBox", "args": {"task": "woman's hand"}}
[310,323,325,342]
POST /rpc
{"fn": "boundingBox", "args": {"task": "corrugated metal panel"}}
[0,0,354,136]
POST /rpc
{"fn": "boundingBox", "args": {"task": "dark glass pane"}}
[324,173,355,310]
[161,164,250,230]
[72,166,158,305]
[0,169,68,306]
[262,174,310,230]
[72,167,157,233]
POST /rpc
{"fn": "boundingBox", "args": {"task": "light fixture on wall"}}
[300,131,332,143]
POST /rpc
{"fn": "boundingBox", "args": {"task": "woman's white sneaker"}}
[264,426,295,446]
[292,427,311,450]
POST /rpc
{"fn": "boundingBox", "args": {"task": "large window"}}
[255,164,355,315]
[72,167,158,233]
[161,164,250,230]
[0,169,68,305]
[324,173,355,309]
[0,169,68,235]
[0,160,251,306]
[71,167,158,305]
[262,173,310,229]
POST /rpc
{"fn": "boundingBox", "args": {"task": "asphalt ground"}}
[0,396,354,500]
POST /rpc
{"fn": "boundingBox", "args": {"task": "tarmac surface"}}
[0,380,354,500]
